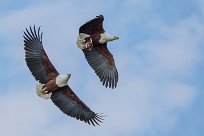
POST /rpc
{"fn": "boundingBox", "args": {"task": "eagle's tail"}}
[36,84,52,100]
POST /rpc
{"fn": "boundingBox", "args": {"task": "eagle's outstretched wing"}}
[83,44,118,88]
[24,26,59,84]
[79,15,105,35]
[51,86,103,126]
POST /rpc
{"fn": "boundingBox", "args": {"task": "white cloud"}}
[0,87,54,136]
[0,0,203,136]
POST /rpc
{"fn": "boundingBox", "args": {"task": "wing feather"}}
[24,26,59,83]
[79,15,105,35]
[82,45,118,88]
[51,86,103,126]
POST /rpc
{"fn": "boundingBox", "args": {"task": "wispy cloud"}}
[0,0,203,136]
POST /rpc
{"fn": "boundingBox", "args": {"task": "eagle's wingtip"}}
[96,15,104,18]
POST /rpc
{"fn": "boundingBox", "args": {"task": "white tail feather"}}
[36,84,52,100]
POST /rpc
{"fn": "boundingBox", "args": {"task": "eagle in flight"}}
[77,15,119,89]
[24,26,103,126]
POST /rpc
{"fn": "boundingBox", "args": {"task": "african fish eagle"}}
[76,15,119,89]
[24,26,103,126]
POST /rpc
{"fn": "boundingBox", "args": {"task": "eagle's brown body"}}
[42,78,58,93]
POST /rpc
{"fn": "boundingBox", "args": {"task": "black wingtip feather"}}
[51,90,103,126]
[82,48,118,89]
[96,15,104,18]
[23,25,49,84]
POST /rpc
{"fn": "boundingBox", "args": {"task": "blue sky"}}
[0,0,203,136]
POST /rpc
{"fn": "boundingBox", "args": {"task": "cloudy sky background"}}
[0,0,203,136]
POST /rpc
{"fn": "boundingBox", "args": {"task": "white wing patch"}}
[76,33,90,49]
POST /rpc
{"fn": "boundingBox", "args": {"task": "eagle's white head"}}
[99,32,119,44]
[56,74,71,87]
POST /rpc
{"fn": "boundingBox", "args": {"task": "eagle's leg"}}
[84,37,93,50]
[36,84,52,99]
[42,87,49,93]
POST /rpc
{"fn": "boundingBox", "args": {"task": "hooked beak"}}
[114,36,119,40]
[67,73,71,79]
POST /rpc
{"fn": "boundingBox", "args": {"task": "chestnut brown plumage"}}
[77,15,119,89]
[24,26,103,126]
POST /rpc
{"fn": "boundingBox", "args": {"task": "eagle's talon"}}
[42,87,49,93]
[83,37,93,50]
